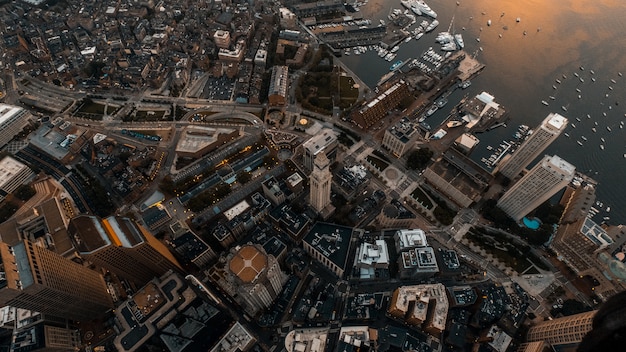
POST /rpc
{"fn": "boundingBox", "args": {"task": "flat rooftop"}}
[229,245,267,283]
[304,222,353,272]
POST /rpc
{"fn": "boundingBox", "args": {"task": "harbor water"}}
[340,0,626,225]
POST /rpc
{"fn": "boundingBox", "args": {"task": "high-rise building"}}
[497,155,575,221]
[68,215,182,287]
[302,128,337,171]
[498,113,568,179]
[0,104,31,148]
[525,310,596,350]
[309,152,332,214]
[0,240,113,321]
[207,244,288,316]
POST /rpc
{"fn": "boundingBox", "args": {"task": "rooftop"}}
[395,229,427,249]
[304,222,354,272]
[0,156,29,189]
[0,104,25,127]
[229,245,268,284]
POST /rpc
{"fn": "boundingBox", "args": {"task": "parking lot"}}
[201,76,235,100]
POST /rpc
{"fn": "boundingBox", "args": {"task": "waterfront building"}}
[422,149,491,208]
[0,104,31,148]
[382,117,421,157]
[525,310,596,350]
[68,215,182,287]
[351,80,410,129]
[268,65,288,106]
[497,155,575,221]
[0,240,113,321]
[207,244,287,316]
[498,113,568,180]
[309,152,333,215]
[302,128,338,171]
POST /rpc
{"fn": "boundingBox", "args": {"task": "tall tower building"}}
[497,155,575,221]
[68,215,182,287]
[498,113,568,179]
[309,151,332,214]
[525,310,596,349]
[0,240,113,321]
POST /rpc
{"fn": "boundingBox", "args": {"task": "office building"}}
[526,310,596,350]
[0,104,31,148]
[11,323,81,352]
[498,113,568,179]
[0,156,34,201]
[268,65,288,106]
[382,118,420,157]
[68,215,182,287]
[498,155,575,221]
[302,128,338,171]
[388,284,449,336]
[351,81,410,129]
[0,240,113,321]
[303,222,357,278]
[208,244,287,316]
[309,152,332,214]
[213,29,231,49]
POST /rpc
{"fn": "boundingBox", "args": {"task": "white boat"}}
[416,0,437,18]
[541,100,549,106]
[516,17,521,22]
[454,33,465,48]
[415,32,424,40]
[446,120,464,128]
[426,105,438,116]
[561,106,568,112]
[592,127,596,132]
[459,80,472,89]
[556,79,561,84]
[577,141,583,146]
[591,77,596,82]
[600,145,605,150]
[487,19,492,26]
[581,136,588,141]
[549,96,556,100]
[564,132,570,137]
[441,42,457,51]
[424,19,439,32]
[574,72,579,77]
[607,126,612,132]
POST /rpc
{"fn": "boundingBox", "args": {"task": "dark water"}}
[340,0,626,224]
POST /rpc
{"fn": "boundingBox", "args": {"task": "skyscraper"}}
[68,215,182,287]
[497,155,575,221]
[498,113,568,179]
[309,151,332,214]
[525,310,596,349]
[0,240,113,321]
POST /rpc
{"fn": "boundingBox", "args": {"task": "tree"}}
[406,148,434,170]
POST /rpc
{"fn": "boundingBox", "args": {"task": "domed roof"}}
[229,245,268,283]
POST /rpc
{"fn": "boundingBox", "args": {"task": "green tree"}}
[406,148,434,170]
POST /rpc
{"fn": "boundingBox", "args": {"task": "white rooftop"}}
[0,104,25,127]
[546,155,576,175]
[0,156,29,189]
[395,229,427,249]
[545,112,568,131]
[391,284,449,332]
[357,240,389,267]
[224,200,250,221]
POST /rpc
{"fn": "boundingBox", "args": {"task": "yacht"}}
[577,140,583,146]
[561,106,568,112]
[416,0,437,18]
[446,120,464,128]
[454,33,465,48]
[541,100,549,106]
[581,136,588,141]
[424,19,439,32]
[426,105,438,116]
[459,80,472,89]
